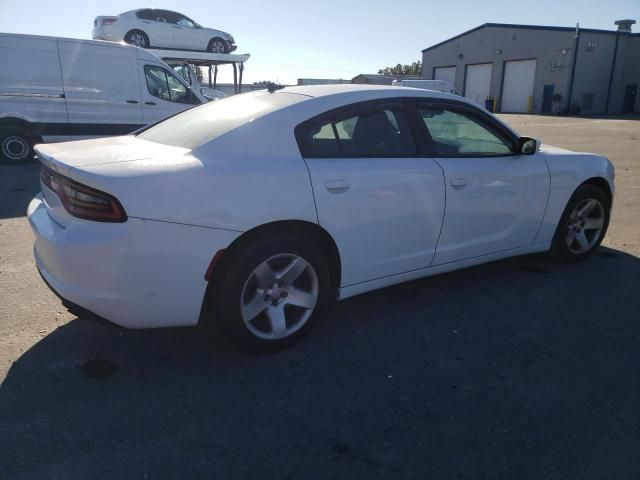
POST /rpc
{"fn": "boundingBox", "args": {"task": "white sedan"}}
[28,85,615,350]
[92,8,236,53]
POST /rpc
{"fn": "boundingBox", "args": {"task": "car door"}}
[139,62,200,123]
[299,100,446,287]
[171,13,206,50]
[415,100,550,265]
[140,9,174,47]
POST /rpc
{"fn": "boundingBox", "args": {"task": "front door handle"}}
[325,180,351,194]
[450,177,469,189]
[145,101,156,106]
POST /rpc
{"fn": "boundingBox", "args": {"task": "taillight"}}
[101,18,118,25]
[40,166,127,223]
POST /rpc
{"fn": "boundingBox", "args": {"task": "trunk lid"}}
[35,136,191,175]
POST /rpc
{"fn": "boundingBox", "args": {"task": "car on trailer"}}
[93,8,237,53]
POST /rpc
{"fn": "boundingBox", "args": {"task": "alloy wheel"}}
[129,34,146,47]
[210,40,225,53]
[240,254,319,340]
[565,198,605,254]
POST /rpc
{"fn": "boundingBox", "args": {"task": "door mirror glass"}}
[519,137,539,155]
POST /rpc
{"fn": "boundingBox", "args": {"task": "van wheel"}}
[208,38,228,53]
[0,127,36,165]
[125,30,149,48]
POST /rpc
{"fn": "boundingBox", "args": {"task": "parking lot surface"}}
[1,115,639,479]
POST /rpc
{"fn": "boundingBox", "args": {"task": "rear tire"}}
[551,184,611,262]
[205,234,331,351]
[124,30,149,48]
[208,38,228,54]
[0,126,36,165]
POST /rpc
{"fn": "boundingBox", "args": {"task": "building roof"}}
[421,22,638,53]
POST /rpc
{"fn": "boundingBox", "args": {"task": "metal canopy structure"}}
[146,49,250,94]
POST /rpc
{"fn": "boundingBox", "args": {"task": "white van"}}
[0,33,206,163]
[392,79,459,95]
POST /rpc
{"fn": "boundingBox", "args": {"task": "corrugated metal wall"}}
[421,25,640,114]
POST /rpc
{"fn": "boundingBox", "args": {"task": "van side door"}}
[138,62,201,124]
[0,35,69,142]
[58,41,142,138]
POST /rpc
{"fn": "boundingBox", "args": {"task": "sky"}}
[0,0,637,85]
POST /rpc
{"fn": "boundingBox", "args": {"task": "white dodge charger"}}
[28,85,615,350]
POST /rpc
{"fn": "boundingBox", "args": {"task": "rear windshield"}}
[137,92,307,150]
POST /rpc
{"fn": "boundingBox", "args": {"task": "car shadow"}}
[0,164,41,220]
[1,247,639,479]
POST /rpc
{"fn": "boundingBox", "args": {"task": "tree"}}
[378,61,422,76]
[192,65,204,84]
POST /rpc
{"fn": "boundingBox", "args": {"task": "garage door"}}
[434,66,456,87]
[464,63,492,107]
[501,59,537,113]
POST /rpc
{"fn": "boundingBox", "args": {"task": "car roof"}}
[277,84,467,103]
[121,8,180,15]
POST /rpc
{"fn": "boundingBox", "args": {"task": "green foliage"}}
[377,61,422,76]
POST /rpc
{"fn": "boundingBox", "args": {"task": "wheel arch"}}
[581,176,613,203]
[0,116,39,135]
[0,117,42,145]
[199,219,342,325]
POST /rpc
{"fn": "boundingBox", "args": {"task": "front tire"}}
[551,184,611,262]
[124,30,149,48]
[208,38,228,53]
[0,126,36,164]
[206,234,331,351]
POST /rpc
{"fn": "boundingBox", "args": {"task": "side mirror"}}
[518,136,539,155]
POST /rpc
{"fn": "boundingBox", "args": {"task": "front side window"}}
[419,106,513,157]
[158,10,179,24]
[144,65,192,104]
[304,107,417,157]
[175,15,196,28]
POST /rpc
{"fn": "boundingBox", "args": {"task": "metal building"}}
[421,20,639,114]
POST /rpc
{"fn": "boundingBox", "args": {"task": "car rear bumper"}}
[91,25,121,42]
[28,193,240,329]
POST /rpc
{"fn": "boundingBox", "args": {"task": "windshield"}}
[137,92,308,150]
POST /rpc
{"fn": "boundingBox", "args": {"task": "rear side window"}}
[302,107,417,157]
[137,92,308,150]
[136,9,153,20]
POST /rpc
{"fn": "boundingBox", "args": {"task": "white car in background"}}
[28,85,614,350]
[92,8,236,53]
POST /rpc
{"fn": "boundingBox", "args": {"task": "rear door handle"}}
[126,100,139,104]
[450,177,469,189]
[325,180,351,194]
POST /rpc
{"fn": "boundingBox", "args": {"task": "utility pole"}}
[567,22,580,112]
